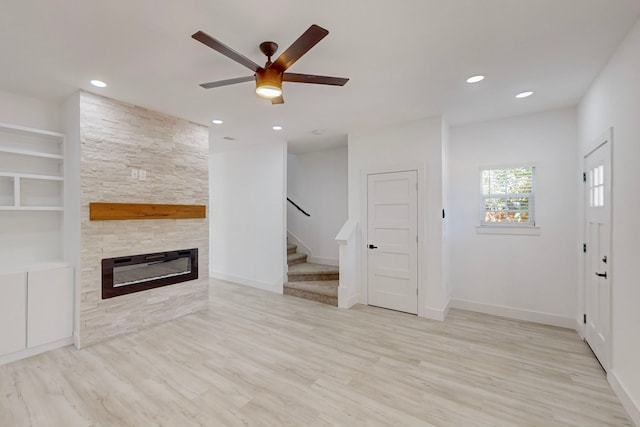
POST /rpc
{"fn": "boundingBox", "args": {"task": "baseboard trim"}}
[210,271,283,294]
[443,297,451,319]
[308,256,339,267]
[421,306,447,321]
[0,337,74,366]
[449,298,576,329]
[608,370,640,426]
[288,231,338,266]
[338,288,359,309]
[287,231,312,257]
[575,317,586,340]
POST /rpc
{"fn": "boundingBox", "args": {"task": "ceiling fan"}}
[192,24,349,104]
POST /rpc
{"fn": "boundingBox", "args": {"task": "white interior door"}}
[367,171,418,314]
[584,138,611,371]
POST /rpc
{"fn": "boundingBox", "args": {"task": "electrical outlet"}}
[131,168,138,179]
[139,169,147,181]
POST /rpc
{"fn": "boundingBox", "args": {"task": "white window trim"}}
[479,164,537,228]
[476,225,541,235]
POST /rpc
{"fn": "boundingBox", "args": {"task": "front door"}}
[584,135,612,371]
[367,171,418,314]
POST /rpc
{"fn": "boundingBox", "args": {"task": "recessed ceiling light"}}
[466,75,485,83]
[515,91,533,98]
[272,125,283,131]
[212,119,223,125]
[90,80,107,88]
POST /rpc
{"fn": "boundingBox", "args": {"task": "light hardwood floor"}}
[0,279,632,426]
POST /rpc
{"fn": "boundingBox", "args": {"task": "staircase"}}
[285,243,339,306]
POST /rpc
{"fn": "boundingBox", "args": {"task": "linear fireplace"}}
[102,248,198,299]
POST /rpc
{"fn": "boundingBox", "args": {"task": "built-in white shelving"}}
[0,171,64,180]
[0,122,64,211]
[0,147,64,160]
[0,121,72,364]
[0,206,64,211]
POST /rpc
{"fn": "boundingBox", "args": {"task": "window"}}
[589,164,604,207]
[481,166,535,226]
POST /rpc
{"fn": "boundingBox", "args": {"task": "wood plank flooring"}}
[0,279,632,426]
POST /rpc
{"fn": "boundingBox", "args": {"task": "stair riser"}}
[284,281,338,298]
[288,273,339,282]
[287,248,296,255]
[283,288,338,306]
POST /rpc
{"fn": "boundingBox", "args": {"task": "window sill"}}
[476,225,541,236]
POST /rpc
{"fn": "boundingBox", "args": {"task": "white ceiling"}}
[1,1,639,153]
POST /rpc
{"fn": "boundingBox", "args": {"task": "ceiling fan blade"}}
[271,25,329,72]
[199,76,255,89]
[283,73,349,86]
[271,95,284,105]
[192,31,261,72]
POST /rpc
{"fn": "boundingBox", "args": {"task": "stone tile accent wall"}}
[78,92,209,348]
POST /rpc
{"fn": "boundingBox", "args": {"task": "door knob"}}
[368,244,378,249]
[595,271,607,279]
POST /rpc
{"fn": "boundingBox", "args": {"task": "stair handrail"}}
[287,197,310,217]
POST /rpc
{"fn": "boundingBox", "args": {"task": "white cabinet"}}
[0,272,27,355]
[0,265,73,363]
[27,266,73,348]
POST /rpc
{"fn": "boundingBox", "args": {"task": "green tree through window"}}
[481,167,534,224]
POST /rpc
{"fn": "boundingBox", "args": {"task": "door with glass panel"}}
[584,135,611,371]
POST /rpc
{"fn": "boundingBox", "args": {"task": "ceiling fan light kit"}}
[255,68,283,99]
[192,24,348,104]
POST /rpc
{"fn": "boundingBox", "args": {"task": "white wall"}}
[348,117,447,319]
[0,89,61,132]
[287,146,348,265]
[578,19,640,424]
[210,140,287,293]
[448,108,578,328]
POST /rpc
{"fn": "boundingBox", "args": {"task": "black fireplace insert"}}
[102,248,198,299]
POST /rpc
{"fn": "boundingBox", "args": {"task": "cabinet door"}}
[0,272,27,355]
[27,266,73,348]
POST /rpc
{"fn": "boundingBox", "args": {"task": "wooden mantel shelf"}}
[90,203,206,220]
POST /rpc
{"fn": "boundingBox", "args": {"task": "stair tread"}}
[287,243,297,251]
[284,280,339,297]
[287,253,307,262]
[288,262,339,275]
